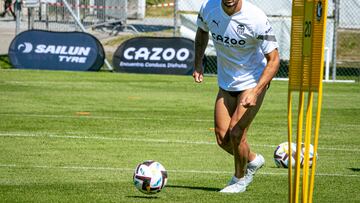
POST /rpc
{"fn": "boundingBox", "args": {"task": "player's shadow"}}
[348,168,360,172]
[166,184,220,192]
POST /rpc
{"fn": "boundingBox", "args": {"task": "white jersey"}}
[197,0,279,91]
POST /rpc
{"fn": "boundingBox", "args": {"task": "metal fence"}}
[7,0,360,81]
[22,0,127,32]
[20,0,175,36]
[334,0,360,81]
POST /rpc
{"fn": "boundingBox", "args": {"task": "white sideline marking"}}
[0,113,213,122]
[0,133,216,145]
[0,164,358,178]
[1,132,360,152]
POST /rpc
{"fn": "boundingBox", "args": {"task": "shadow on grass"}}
[0,54,9,61]
[166,184,220,192]
[348,168,360,172]
[125,195,159,199]
[0,54,12,69]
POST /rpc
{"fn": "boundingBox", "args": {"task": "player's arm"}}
[193,28,209,83]
[240,49,280,107]
[254,48,280,95]
[240,15,280,107]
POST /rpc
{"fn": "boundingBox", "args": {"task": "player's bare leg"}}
[231,88,265,177]
[214,89,258,156]
[219,88,266,193]
[214,89,236,154]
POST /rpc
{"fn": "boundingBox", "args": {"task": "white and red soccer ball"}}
[133,160,168,194]
[273,142,317,168]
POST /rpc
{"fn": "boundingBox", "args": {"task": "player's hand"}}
[240,89,258,108]
[193,69,203,83]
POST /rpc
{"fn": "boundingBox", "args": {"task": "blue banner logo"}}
[9,30,105,71]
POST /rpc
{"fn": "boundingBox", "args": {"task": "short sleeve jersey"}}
[197,0,279,91]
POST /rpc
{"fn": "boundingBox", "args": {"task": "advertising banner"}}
[113,37,194,75]
[9,30,105,71]
[23,0,40,8]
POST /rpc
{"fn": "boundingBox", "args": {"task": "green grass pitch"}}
[0,69,359,202]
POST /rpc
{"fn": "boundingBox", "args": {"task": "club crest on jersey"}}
[237,24,245,35]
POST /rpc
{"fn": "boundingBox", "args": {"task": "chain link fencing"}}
[22,0,128,32]
[18,0,176,38]
[335,0,360,81]
[4,0,360,81]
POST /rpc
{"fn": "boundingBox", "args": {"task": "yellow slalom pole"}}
[308,90,323,202]
[289,0,327,201]
[293,90,305,203]
[287,90,293,202]
[302,91,314,203]
[309,0,327,200]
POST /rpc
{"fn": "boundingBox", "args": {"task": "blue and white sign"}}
[9,30,105,71]
[113,37,195,75]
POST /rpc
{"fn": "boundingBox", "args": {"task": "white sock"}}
[231,175,240,182]
[248,154,259,167]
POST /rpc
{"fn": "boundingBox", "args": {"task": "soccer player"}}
[193,0,280,193]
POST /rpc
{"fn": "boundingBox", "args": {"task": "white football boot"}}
[244,154,265,187]
[220,177,247,193]
[225,154,265,187]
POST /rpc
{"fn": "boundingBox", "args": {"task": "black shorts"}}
[220,83,271,98]
[220,88,243,98]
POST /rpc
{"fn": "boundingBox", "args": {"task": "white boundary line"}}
[0,164,358,178]
[1,132,360,152]
[0,113,213,122]
[0,133,216,145]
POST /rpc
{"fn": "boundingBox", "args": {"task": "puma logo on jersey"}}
[212,20,220,27]
[197,14,204,22]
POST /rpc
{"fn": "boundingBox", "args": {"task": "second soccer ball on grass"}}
[273,142,316,168]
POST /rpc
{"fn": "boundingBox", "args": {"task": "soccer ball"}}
[133,160,168,194]
[273,142,316,168]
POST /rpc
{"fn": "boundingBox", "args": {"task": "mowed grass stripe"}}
[0,113,357,128]
[1,132,359,152]
[0,164,359,178]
